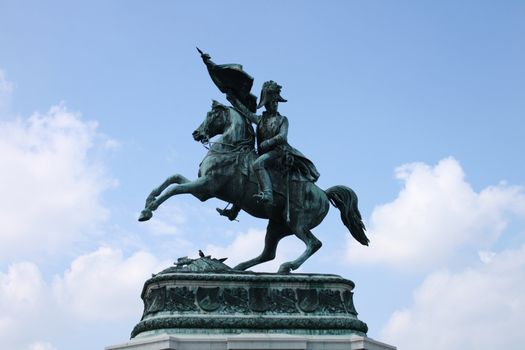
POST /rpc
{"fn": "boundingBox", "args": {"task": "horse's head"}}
[192,100,229,143]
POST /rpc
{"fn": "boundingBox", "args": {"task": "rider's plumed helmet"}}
[257,80,287,109]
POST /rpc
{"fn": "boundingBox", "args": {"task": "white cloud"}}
[0,104,116,261]
[205,228,304,272]
[53,246,165,321]
[0,262,50,349]
[0,262,44,310]
[0,69,13,112]
[347,157,525,269]
[478,250,496,264]
[0,247,167,349]
[382,244,525,350]
[146,202,188,236]
[26,341,57,350]
[0,70,13,94]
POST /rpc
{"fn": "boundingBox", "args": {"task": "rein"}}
[202,138,253,154]
[198,105,255,155]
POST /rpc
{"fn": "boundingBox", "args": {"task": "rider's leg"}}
[253,151,280,204]
[216,204,241,221]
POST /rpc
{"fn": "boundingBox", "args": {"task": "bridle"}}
[199,107,253,155]
[201,138,253,154]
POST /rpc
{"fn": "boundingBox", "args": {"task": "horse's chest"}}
[198,155,236,177]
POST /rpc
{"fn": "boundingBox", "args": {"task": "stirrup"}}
[216,207,238,221]
[254,191,273,204]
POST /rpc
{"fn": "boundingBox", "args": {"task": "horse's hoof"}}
[233,263,248,271]
[278,264,292,274]
[138,209,153,222]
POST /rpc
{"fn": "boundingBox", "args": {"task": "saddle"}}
[239,151,312,197]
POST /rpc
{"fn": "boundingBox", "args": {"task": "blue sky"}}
[1,1,524,349]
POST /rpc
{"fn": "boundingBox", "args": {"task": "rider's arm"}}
[262,117,288,151]
[227,95,259,124]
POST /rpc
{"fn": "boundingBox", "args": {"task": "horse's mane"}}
[226,106,255,148]
[198,104,255,178]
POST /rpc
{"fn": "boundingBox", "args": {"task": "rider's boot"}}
[254,168,274,204]
[216,205,241,221]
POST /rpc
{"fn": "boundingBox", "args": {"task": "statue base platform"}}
[106,257,395,350]
[106,333,396,350]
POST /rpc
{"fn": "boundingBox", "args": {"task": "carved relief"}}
[297,288,319,312]
[135,273,368,339]
[318,289,345,313]
[223,287,249,313]
[166,286,197,312]
[269,288,297,313]
[196,286,221,311]
[143,286,166,316]
[343,290,358,315]
[249,287,270,312]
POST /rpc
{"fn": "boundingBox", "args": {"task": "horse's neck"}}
[225,108,250,142]
[211,108,252,151]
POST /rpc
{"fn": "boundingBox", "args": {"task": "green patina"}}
[131,256,367,339]
[138,50,369,274]
[132,51,371,340]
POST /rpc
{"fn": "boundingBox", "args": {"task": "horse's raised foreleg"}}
[145,174,190,207]
[234,221,289,271]
[139,176,213,222]
[278,227,322,274]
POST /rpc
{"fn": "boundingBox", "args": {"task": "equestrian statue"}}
[138,49,369,274]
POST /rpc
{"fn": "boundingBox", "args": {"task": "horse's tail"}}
[325,185,369,246]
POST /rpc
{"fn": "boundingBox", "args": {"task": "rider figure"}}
[240,81,296,203]
[217,81,320,220]
[197,50,319,220]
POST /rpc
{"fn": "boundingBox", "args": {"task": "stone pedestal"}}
[106,257,395,350]
[131,267,367,337]
[106,333,396,350]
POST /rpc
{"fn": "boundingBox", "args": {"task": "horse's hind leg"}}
[234,221,289,271]
[278,226,322,274]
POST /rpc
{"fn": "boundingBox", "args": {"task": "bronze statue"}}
[138,50,369,274]
[227,80,319,206]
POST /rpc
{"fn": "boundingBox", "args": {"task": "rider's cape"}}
[281,144,320,183]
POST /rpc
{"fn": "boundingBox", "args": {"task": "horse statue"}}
[138,100,369,273]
